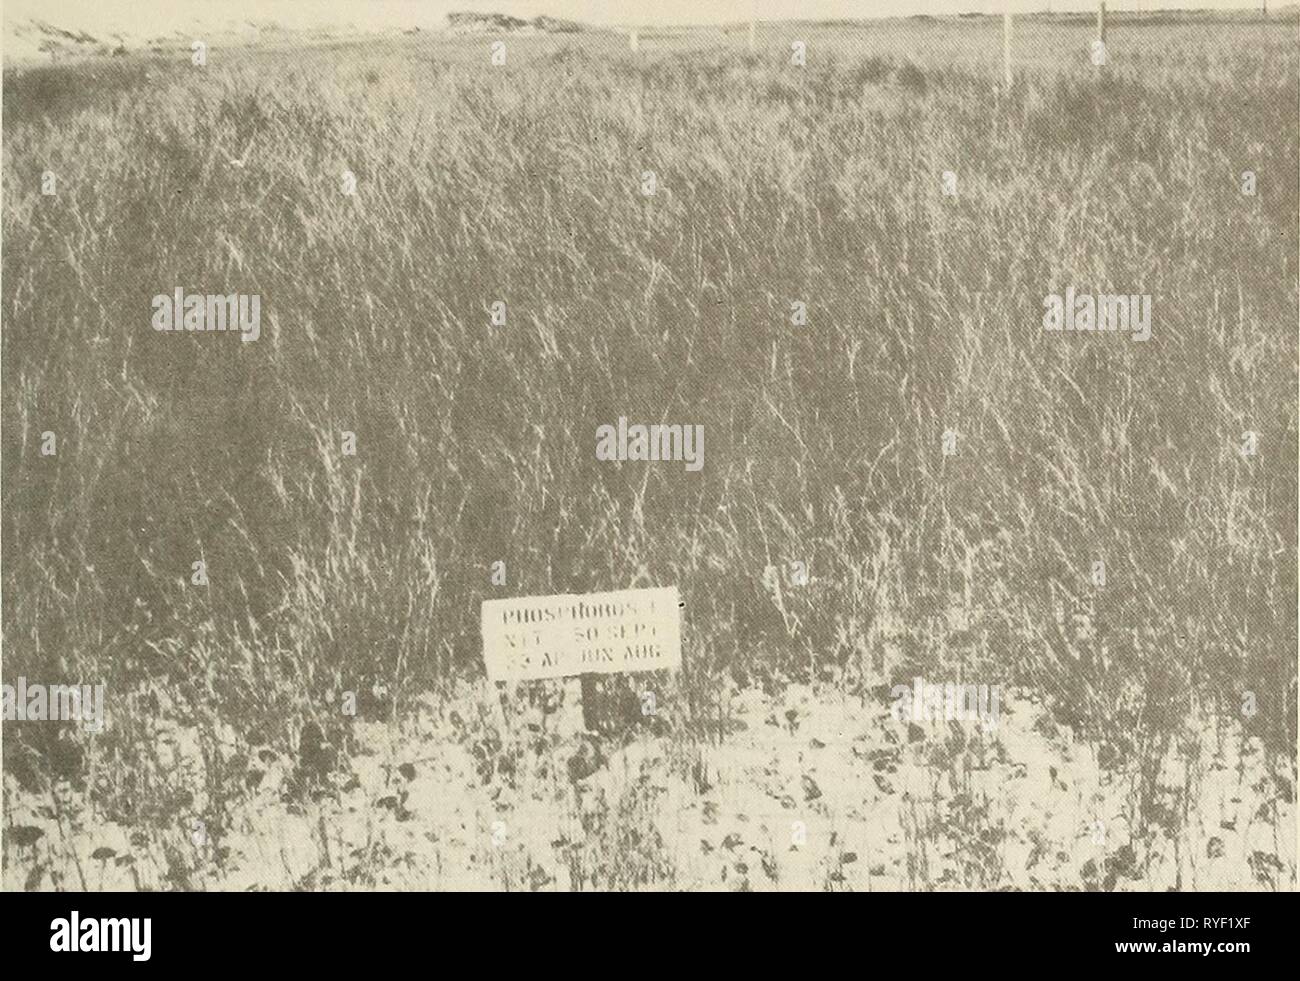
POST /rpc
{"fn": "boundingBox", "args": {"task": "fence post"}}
[1003,11,1013,89]
[630,29,639,53]
[1097,2,1107,45]
[748,20,756,53]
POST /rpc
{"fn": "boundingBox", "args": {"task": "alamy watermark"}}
[151,288,261,342]
[890,676,1000,731]
[50,912,151,961]
[596,417,704,471]
[2,677,105,732]
[1042,289,1151,342]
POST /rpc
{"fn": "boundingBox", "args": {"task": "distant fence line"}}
[617,1,1273,86]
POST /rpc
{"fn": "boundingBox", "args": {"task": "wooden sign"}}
[481,586,681,683]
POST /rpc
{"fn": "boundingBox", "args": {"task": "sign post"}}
[482,586,682,733]
[1003,11,1014,90]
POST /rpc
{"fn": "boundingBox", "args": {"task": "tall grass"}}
[3,22,1296,862]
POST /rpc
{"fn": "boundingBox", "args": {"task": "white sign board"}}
[481,586,681,683]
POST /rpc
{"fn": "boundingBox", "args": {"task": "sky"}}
[4,0,1279,36]
[441,0,1273,20]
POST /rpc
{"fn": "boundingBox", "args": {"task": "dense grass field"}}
[3,14,1297,890]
